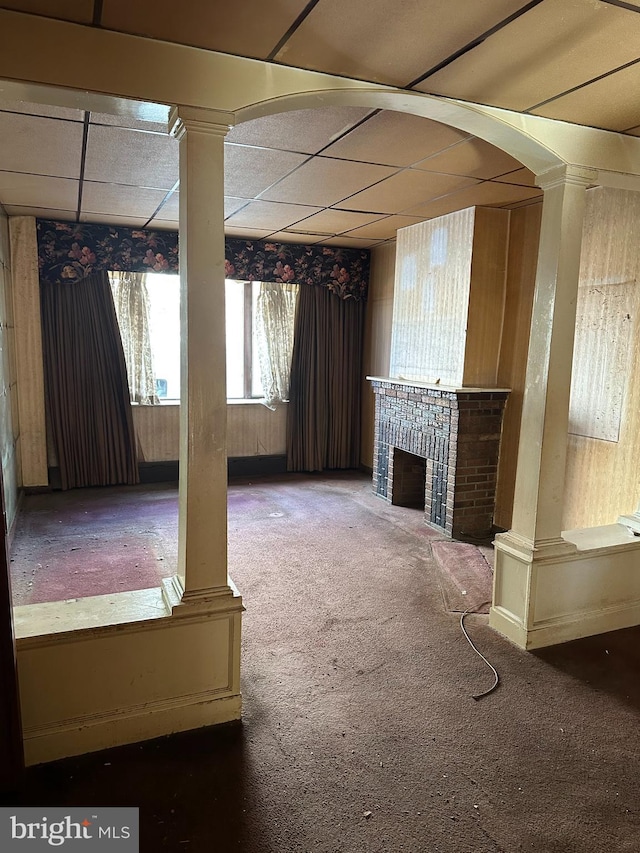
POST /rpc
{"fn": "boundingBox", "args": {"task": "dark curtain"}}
[287,285,365,472]
[40,270,139,489]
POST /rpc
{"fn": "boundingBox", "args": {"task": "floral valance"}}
[37,220,179,284]
[224,238,369,300]
[36,220,370,300]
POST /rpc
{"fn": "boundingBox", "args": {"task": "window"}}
[141,274,265,401]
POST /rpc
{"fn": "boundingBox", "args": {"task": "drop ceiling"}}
[2,0,640,245]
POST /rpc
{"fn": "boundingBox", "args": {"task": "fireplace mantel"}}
[367,376,511,394]
[368,377,509,538]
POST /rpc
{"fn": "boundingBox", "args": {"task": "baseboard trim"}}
[490,601,640,650]
[23,691,242,766]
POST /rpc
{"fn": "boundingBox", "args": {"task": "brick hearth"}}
[369,378,508,538]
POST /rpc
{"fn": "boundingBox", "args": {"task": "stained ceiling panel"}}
[224,144,309,199]
[0,112,84,178]
[81,182,169,220]
[531,63,640,130]
[227,107,374,155]
[416,0,640,114]
[322,112,472,167]
[415,138,523,180]
[260,157,398,207]
[84,125,179,189]
[274,0,532,87]
[1,1,93,23]
[100,0,309,60]
[334,170,478,215]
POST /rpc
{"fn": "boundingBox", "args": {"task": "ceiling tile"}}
[531,63,640,130]
[260,157,397,207]
[1,205,77,220]
[318,235,383,248]
[287,209,385,235]
[1,1,93,23]
[225,200,322,232]
[90,111,169,134]
[416,0,640,113]
[334,170,478,215]
[0,170,76,209]
[0,172,78,209]
[0,99,83,121]
[414,138,523,180]
[341,214,427,240]
[403,181,542,218]
[224,226,274,240]
[0,112,83,178]
[224,144,309,198]
[322,111,471,167]
[101,0,309,59]
[153,192,178,220]
[145,220,179,231]
[82,182,169,219]
[494,167,537,187]
[274,0,532,87]
[84,125,179,189]
[227,107,374,154]
[224,197,251,219]
[267,231,327,245]
[80,213,149,228]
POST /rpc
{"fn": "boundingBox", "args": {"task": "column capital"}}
[535,163,598,192]
[169,105,235,140]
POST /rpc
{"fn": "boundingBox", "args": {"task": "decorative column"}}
[491,165,596,646]
[168,106,238,605]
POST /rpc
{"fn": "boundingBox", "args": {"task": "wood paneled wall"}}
[132,401,287,462]
[0,211,20,531]
[563,187,640,530]
[494,202,541,530]
[361,241,396,468]
[388,207,509,387]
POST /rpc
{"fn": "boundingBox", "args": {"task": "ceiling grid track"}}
[75,113,91,223]
[406,0,546,88]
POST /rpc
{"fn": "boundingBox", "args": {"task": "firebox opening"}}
[391,448,426,510]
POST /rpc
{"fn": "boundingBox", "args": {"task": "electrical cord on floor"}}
[460,602,500,701]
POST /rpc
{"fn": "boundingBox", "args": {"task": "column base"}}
[491,526,640,649]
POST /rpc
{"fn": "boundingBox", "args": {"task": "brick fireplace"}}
[369,377,509,539]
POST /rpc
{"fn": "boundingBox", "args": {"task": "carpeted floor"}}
[8,472,640,851]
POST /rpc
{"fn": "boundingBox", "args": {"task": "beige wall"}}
[0,209,20,531]
[361,241,396,468]
[563,187,640,530]
[133,401,286,462]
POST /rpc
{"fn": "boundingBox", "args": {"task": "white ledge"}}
[366,375,510,393]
